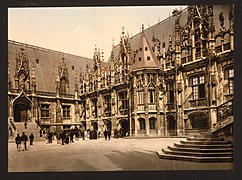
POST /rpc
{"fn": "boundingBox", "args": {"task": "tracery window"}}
[148,80,156,103]
[62,105,70,118]
[167,82,174,103]
[225,68,234,95]
[60,78,67,94]
[41,104,50,118]
[191,75,205,99]
[137,80,144,104]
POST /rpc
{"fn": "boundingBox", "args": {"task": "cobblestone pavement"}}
[8,137,233,172]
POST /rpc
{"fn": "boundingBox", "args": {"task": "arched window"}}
[190,75,205,99]
[138,118,145,130]
[149,118,156,129]
[60,77,67,94]
[167,82,174,103]
[137,78,144,104]
[148,79,156,103]
[224,67,234,95]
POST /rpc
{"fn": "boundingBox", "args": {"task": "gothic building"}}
[8,5,234,138]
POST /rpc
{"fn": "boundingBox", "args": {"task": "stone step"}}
[180,140,232,145]
[156,151,233,163]
[174,143,233,149]
[187,137,225,141]
[167,146,233,153]
[162,148,233,157]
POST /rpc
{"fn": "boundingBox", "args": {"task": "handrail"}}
[217,98,233,122]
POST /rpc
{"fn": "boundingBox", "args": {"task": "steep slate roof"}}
[107,7,188,64]
[131,30,160,70]
[8,41,93,94]
[108,5,231,64]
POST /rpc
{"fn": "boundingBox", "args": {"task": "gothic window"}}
[147,56,150,61]
[215,36,222,53]
[149,118,156,129]
[41,104,50,118]
[139,57,142,61]
[92,99,97,118]
[167,82,174,104]
[60,77,67,94]
[62,105,71,118]
[191,75,205,99]
[145,47,148,51]
[148,80,156,103]
[119,93,128,110]
[139,118,145,130]
[137,80,144,104]
[225,68,234,95]
[104,96,111,116]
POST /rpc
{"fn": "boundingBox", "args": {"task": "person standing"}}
[21,132,28,151]
[39,129,42,137]
[24,121,27,129]
[29,133,34,145]
[70,131,74,143]
[104,129,108,140]
[15,134,21,151]
[108,129,111,140]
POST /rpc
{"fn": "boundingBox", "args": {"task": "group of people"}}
[15,132,34,151]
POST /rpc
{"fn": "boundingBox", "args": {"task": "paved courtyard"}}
[8,137,233,172]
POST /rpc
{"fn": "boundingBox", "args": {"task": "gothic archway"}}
[119,119,129,137]
[188,112,208,130]
[13,92,32,122]
[167,115,176,136]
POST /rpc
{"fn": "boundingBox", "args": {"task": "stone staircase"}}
[8,122,45,142]
[156,134,233,163]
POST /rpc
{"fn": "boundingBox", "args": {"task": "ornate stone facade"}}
[8,5,234,137]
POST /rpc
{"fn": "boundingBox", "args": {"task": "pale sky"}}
[8,6,187,61]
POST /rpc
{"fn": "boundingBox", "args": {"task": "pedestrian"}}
[48,132,53,143]
[29,133,34,145]
[21,132,28,151]
[15,133,21,151]
[108,129,111,140]
[65,133,70,144]
[70,131,74,143]
[60,131,65,145]
[104,129,108,140]
[39,129,42,137]
[24,121,27,129]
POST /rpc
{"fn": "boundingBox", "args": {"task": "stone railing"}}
[189,98,207,108]
[36,91,56,97]
[217,98,233,122]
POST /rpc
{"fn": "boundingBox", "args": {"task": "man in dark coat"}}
[29,133,34,145]
[107,129,111,140]
[104,129,108,140]
[70,131,74,143]
[21,132,28,151]
[15,134,21,151]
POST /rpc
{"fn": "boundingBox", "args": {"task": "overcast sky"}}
[8,6,187,61]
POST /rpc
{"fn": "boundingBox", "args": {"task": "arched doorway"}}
[167,115,176,136]
[188,112,208,130]
[119,119,129,137]
[13,93,32,122]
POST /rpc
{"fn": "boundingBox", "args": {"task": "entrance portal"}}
[167,115,176,136]
[119,119,129,137]
[14,104,29,122]
[13,94,32,122]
